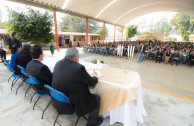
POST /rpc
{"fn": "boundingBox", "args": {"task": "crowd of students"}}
[85,40,194,66]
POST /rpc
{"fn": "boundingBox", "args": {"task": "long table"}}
[43,57,147,126]
[90,67,147,126]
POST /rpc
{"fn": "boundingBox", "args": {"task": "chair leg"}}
[83,116,88,120]
[8,76,12,83]
[11,78,19,91]
[75,116,81,126]
[54,114,60,126]
[11,78,16,89]
[33,96,41,110]
[15,80,25,95]
[30,92,36,103]
[25,85,31,97]
[41,100,51,119]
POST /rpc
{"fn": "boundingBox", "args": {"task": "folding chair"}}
[2,59,14,83]
[27,76,51,119]
[44,85,88,126]
[17,65,36,98]
[2,60,25,92]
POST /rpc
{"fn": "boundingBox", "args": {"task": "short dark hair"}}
[21,44,31,53]
[30,45,42,59]
[12,32,17,37]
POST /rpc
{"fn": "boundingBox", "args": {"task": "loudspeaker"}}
[65,38,69,44]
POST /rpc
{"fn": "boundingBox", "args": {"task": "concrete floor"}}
[0,50,194,126]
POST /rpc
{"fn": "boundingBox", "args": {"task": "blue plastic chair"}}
[26,75,51,119]
[44,85,88,126]
[2,60,24,92]
[17,65,35,97]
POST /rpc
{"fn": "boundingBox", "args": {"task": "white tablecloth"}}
[102,76,147,126]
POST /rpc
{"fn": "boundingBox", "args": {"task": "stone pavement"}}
[0,50,194,126]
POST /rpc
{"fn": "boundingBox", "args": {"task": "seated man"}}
[182,50,187,64]
[155,48,163,63]
[171,50,180,66]
[26,45,52,94]
[189,50,194,66]
[52,48,103,126]
[15,44,32,75]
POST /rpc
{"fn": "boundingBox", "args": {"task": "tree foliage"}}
[98,26,109,40]
[143,30,156,40]
[0,10,6,29]
[125,25,138,41]
[6,8,54,45]
[59,15,101,33]
[170,13,194,41]
[137,15,172,35]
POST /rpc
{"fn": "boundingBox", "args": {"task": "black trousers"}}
[189,60,194,65]
[0,50,6,60]
[156,56,162,63]
[87,94,100,125]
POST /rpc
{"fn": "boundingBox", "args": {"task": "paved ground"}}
[0,49,194,126]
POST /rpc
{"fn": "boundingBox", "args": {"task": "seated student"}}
[52,48,103,126]
[164,49,171,64]
[155,48,163,63]
[103,45,109,56]
[26,45,52,94]
[15,44,32,75]
[182,50,187,64]
[171,50,180,66]
[189,50,194,66]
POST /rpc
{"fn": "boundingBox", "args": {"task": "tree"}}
[164,24,172,35]
[143,31,156,40]
[0,10,6,29]
[125,25,138,41]
[137,15,172,35]
[59,15,101,33]
[6,8,54,45]
[137,17,147,34]
[98,26,108,40]
[170,13,194,41]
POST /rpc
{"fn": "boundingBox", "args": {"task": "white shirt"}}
[141,46,144,52]
[0,39,7,51]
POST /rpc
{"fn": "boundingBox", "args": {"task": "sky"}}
[0,0,176,40]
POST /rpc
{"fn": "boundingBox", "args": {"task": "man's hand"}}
[93,71,98,76]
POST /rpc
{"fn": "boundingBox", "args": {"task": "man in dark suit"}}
[11,32,22,54]
[170,50,180,66]
[15,44,32,75]
[189,50,194,66]
[52,48,103,126]
[138,43,146,62]
[26,45,52,94]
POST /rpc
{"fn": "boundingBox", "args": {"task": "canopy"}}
[8,0,194,27]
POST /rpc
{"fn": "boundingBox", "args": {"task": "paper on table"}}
[3,48,8,51]
[88,70,103,77]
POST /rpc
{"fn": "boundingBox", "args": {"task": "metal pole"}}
[103,22,105,44]
[54,10,59,51]
[86,18,88,45]
[114,25,116,41]
[122,27,123,41]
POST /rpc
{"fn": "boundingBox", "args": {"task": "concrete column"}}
[53,10,59,51]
